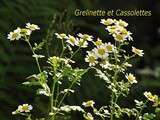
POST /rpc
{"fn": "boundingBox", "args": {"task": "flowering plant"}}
[8,19,159,120]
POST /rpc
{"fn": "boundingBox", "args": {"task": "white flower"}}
[93,45,109,59]
[106,26,117,34]
[82,100,95,107]
[115,19,128,27]
[113,33,126,42]
[55,33,67,39]
[113,27,131,42]
[144,91,158,102]
[77,33,93,41]
[85,51,98,66]
[126,31,133,41]
[7,28,22,41]
[26,23,40,31]
[18,104,33,113]
[125,73,137,84]
[100,19,114,26]
[132,47,144,57]
[93,38,103,47]
[105,42,114,52]
[76,38,88,48]
[66,35,77,46]
[12,104,33,114]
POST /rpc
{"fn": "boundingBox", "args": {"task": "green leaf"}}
[33,42,45,51]
[95,68,110,83]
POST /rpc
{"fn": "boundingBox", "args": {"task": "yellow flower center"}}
[115,34,124,41]
[109,26,116,34]
[106,45,113,52]
[69,37,75,43]
[88,56,96,63]
[147,95,157,102]
[95,41,102,46]
[121,28,128,35]
[22,105,29,111]
[12,33,19,38]
[98,48,106,55]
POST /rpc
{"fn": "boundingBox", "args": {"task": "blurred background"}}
[0,0,160,119]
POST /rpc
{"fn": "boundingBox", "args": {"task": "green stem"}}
[70,47,81,59]
[26,40,42,73]
[60,39,65,57]
[50,75,62,118]
[50,79,77,119]
[50,80,56,113]
[57,79,77,108]
[110,93,115,120]
[55,83,59,107]
[110,43,118,120]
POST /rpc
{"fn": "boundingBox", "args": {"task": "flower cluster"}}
[7,23,40,41]
[101,18,132,42]
[85,19,144,67]
[55,33,93,48]
[9,18,148,120]
[85,39,115,67]
[12,104,33,115]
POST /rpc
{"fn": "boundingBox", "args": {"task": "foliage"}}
[0,0,77,119]
[7,18,160,120]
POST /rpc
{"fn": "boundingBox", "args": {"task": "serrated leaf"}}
[95,68,110,83]
[33,42,44,51]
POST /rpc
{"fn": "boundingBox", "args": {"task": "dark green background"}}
[0,0,160,119]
